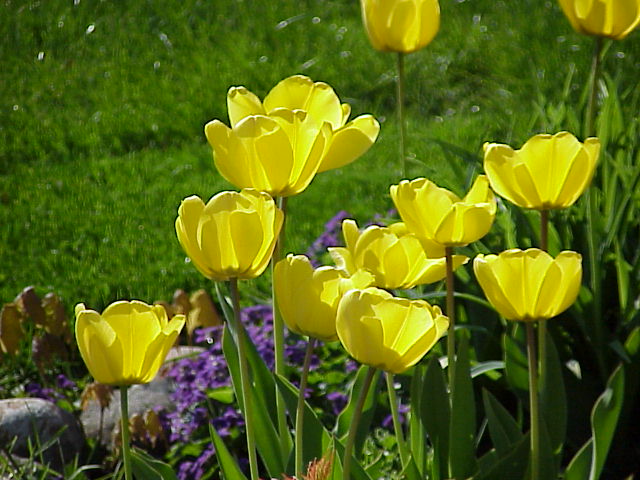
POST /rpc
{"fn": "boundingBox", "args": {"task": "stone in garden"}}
[0,397,84,471]
[80,345,204,446]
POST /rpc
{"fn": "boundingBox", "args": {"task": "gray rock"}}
[80,346,205,447]
[0,397,85,471]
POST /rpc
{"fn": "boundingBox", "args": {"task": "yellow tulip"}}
[328,219,468,289]
[75,301,185,385]
[483,132,600,210]
[336,288,448,374]
[205,109,331,197]
[274,254,374,342]
[360,0,440,53]
[473,249,582,322]
[223,75,380,173]
[390,175,496,247]
[175,189,283,281]
[558,0,640,40]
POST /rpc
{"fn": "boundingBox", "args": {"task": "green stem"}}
[445,246,456,387]
[526,323,540,480]
[295,338,316,478]
[585,36,603,138]
[271,196,291,457]
[538,210,548,393]
[343,366,376,480]
[385,372,409,468]
[397,52,407,179]
[119,386,132,480]
[230,278,259,480]
[584,36,608,382]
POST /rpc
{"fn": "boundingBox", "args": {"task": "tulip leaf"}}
[408,365,426,475]
[222,325,285,476]
[207,386,235,404]
[474,433,530,480]
[564,365,625,480]
[470,360,505,379]
[274,374,333,470]
[209,424,248,480]
[482,389,522,457]
[420,356,450,479]
[539,329,567,455]
[336,365,381,454]
[503,325,529,393]
[130,447,178,480]
[448,334,477,479]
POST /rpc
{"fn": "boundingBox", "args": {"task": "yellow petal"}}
[227,86,265,127]
[318,115,380,172]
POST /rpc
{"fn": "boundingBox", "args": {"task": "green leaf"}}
[503,325,529,393]
[207,386,235,404]
[420,356,450,479]
[564,365,625,480]
[408,365,426,475]
[539,329,567,455]
[471,360,505,379]
[591,365,625,479]
[448,334,477,479]
[482,389,522,457]
[336,365,381,454]
[130,448,178,480]
[222,325,285,477]
[474,433,530,480]
[274,374,333,469]
[209,424,248,480]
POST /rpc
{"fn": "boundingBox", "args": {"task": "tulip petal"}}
[176,196,213,278]
[227,86,265,127]
[417,0,440,51]
[387,0,418,52]
[318,115,380,172]
[473,254,521,320]
[483,143,533,208]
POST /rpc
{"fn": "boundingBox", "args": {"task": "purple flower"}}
[326,391,348,416]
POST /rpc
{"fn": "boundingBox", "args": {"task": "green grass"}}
[1,0,639,309]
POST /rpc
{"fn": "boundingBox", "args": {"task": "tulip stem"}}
[229,278,260,480]
[397,52,407,179]
[585,36,603,138]
[343,366,376,480]
[445,246,456,387]
[119,386,132,480]
[584,36,608,382]
[385,372,409,469]
[272,196,292,458]
[526,323,540,480]
[295,338,316,478]
[538,210,548,391]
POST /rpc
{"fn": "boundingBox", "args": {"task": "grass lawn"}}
[1,0,639,310]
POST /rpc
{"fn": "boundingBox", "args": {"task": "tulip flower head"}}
[274,254,374,342]
[390,175,497,247]
[209,75,380,184]
[360,0,440,53]
[483,132,600,210]
[336,288,448,374]
[175,189,283,281]
[558,0,640,40]
[75,301,185,386]
[329,219,468,289]
[474,249,582,322]
[205,108,331,197]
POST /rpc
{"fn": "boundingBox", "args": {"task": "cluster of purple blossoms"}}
[24,374,78,405]
[305,210,350,266]
[164,302,319,479]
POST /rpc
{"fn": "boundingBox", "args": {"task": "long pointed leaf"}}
[421,356,450,479]
[482,389,522,457]
[449,334,477,478]
[539,331,567,455]
[209,424,248,480]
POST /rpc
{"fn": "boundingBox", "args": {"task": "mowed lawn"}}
[1,0,639,309]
